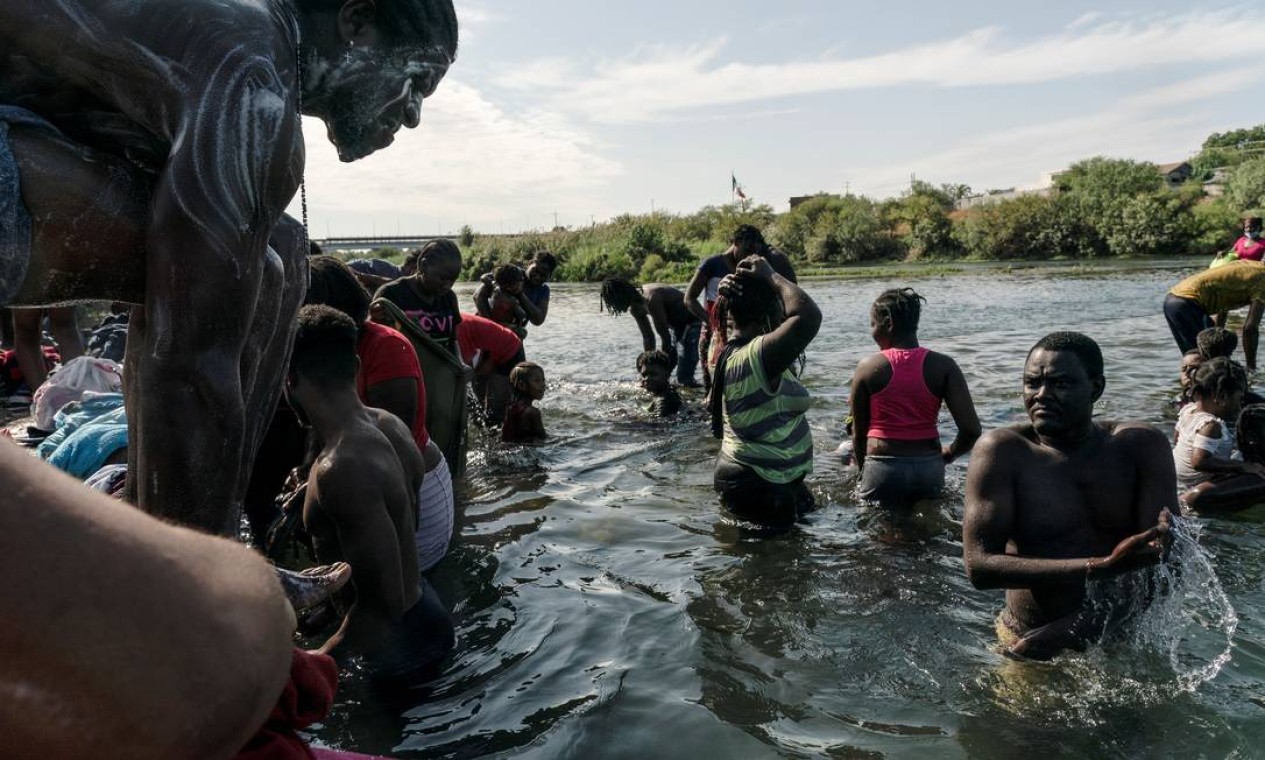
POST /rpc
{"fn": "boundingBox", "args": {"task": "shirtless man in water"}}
[964,332,1177,660]
[288,305,454,683]
[0,0,457,534]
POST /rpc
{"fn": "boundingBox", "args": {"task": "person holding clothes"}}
[849,288,981,507]
[374,239,464,357]
[710,255,821,529]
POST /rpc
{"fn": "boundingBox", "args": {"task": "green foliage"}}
[896,194,960,259]
[1104,192,1199,257]
[774,194,903,264]
[955,195,1099,260]
[1225,158,1265,213]
[1191,198,1242,256]
[458,224,475,247]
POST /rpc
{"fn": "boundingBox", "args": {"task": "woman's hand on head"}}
[717,273,742,300]
[736,255,774,280]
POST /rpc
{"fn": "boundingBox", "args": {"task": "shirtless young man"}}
[600,277,703,387]
[0,0,457,534]
[287,305,453,682]
[963,332,1177,661]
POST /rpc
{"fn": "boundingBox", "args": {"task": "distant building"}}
[1156,161,1193,189]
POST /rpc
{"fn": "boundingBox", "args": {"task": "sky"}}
[290,1,1265,238]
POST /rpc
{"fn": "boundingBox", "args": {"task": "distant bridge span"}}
[313,235,459,253]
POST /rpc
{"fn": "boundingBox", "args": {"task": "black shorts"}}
[365,577,456,686]
[713,458,815,528]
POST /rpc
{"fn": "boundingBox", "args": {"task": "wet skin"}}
[963,348,1178,658]
[0,0,453,534]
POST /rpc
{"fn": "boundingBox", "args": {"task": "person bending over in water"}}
[638,350,682,417]
[1164,260,1265,370]
[456,312,526,426]
[0,0,458,534]
[1174,358,1265,512]
[849,288,981,507]
[375,239,464,357]
[964,331,1177,661]
[601,277,702,387]
[711,255,821,528]
[502,361,547,443]
[287,305,454,684]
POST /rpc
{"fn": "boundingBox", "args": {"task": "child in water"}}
[637,350,682,417]
[478,264,528,337]
[1173,357,1262,493]
[502,361,547,443]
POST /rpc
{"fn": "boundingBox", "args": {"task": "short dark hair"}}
[420,238,461,265]
[308,240,324,256]
[306,255,371,325]
[532,251,558,271]
[291,304,359,387]
[495,264,526,287]
[1197,327,1237,360]
[872,288,926,334]
[731,224,766,248]
[1246,215,1263,226]
[637,350,672,373]
[296,0,458,60]
[1238,404,1265,462]
[1028,332,1104,380]
[1191,356,1248,401]
[600,278,643,315]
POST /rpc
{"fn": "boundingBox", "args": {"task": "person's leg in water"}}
[676,320,701,387]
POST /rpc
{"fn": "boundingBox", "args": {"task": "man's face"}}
[640,364,671,394]
[1180,354,1202,390]
[315,45,451,162]
[419,255,461,296]
[1022,348,1103,440]
[527,263,553,287]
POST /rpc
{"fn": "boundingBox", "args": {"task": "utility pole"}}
[844,181,850,196]
[553,211,559,229]
[650,198,655,214]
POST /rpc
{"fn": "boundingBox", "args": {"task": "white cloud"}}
[506,8,1261,124]
[849,67,1263,197]
[290,81,621,234]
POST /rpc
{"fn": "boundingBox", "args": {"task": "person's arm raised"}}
[734,255,821,382]
[473,274,495,318]
[518,289,549,325]
[940,356,982,462]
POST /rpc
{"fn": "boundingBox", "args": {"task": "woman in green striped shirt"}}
[710,255,822,527]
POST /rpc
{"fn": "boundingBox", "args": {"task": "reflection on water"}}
[310,264,1265,758]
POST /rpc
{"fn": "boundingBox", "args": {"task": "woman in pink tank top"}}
[848,288,981,507]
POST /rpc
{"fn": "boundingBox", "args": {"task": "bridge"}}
[312,235,459,253]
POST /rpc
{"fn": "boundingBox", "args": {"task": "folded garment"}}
[85,463,128,496]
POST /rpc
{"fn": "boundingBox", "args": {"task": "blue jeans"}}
[673,320,701,385]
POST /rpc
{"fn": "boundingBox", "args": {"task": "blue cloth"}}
[0,105,61,303]
[46,406,128,479]
[37,394,127,478]
[347,258,402,279]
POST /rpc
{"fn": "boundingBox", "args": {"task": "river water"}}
[310,261,1265,758]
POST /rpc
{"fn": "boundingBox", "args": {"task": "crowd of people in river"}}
[2,0,1264,754]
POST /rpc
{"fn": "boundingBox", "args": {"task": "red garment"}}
[234,649,338,760]
[1235,236,1265,262]
[356,321,429,449]
[866,347,942,440]
[456,313,523,367]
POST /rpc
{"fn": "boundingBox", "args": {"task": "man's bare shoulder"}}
[973,423,1038,457]
[1100,420,1172,455]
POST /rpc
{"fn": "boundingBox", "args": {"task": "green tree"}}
[458,224,475,247]
[1225,158,1265,213]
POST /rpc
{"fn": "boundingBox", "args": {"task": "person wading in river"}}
[963,331,1178,660]
[0,0,458,534]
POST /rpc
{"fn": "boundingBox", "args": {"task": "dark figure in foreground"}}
[964,332,1177,661]
[288,305,454,683]
[0,0,458,534]
[711,255,821,528]
[0,439,294,759]
[849,288,980,507]
[601,277,702,387]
